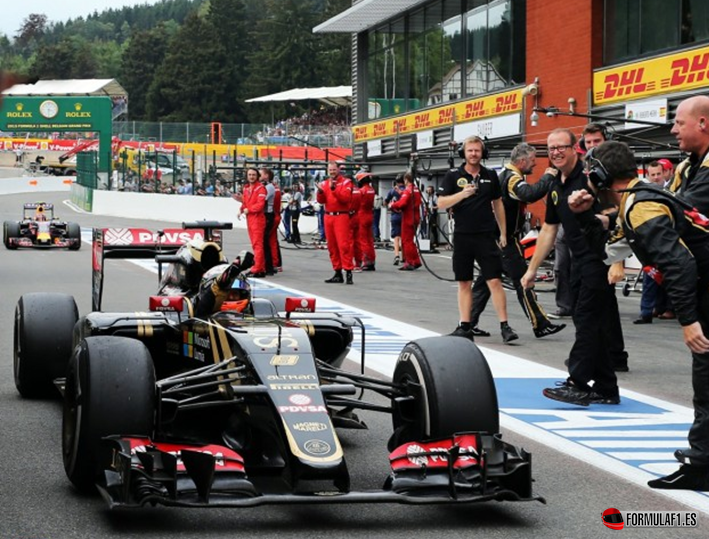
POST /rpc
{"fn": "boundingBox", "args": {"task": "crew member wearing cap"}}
[658,158,674,188]
[317,162,354,284]
[569,140,709,490]
[356,172,377,271]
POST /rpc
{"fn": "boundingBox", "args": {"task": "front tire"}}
[4,221,20,249]
[67,222,81,250]
[14,293,78,398]
[62,337,155,493]
[390,336,499,449]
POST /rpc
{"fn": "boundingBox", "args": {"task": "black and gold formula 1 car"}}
[13,221,543,509]
[3,202,81,250]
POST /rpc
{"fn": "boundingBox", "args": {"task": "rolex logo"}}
[15,103,23,111]
[74,103,82,111]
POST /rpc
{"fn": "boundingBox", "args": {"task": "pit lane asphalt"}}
[0,190,704,538]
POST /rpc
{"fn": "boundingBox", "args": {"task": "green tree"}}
[120,26,171,119]
[29,36,98,79]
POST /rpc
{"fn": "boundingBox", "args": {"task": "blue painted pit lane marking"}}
[123,258,709,514]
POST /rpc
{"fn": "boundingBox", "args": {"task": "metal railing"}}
[113,122,353,148]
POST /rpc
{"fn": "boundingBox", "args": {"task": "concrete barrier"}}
[0,175,73,194]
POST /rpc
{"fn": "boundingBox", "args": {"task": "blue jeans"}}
[640,273,659,317]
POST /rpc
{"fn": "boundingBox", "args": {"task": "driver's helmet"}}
[159,238,225,295]
[35,205,48,221]
[222,278,251,313]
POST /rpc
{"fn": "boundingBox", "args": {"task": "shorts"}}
[452,233,502,281]
[390,218,401,238]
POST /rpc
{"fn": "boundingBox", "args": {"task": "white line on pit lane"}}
[115,250,709,515]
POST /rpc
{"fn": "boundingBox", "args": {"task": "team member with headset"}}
[521,128,620,405]
[469,143,566,338]
[437,135,518,344]
[568,140,709,490]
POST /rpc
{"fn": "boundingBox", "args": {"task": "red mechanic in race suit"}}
[235,167,267,277]
[317,162,354,284]
[349,181,363,269]
[270,174,282,271]
[356,173,377,271]
[390,171,422,270]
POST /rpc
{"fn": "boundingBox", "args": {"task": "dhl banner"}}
[594,44,709,106]
[353,89,523,143]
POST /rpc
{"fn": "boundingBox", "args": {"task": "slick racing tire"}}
[4,221,20,249]
[67,222,81,250]
[390,336,499,450]
[63,336,155,493]
[14,293,78,398]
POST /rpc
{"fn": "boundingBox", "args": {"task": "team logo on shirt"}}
[456,178,469,188]
[551,191,559,205]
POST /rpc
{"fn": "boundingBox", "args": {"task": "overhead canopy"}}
[2,78,127,97]
[313,0,427,33]
[246,86,352,108]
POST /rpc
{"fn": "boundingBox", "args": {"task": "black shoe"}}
[398,264,415,271]
[543,379,593,406]
[501,324,519,344]
[361,264,375,271]
[548,310,572,320]
[633,316,653,324]
[449,326,475,340]
[534,323,566,338]
[346,270,353,285]
[325,271,344,283]
[648,464,709,490]
[393,256,400,266]
[470,326,491,337]
[249,272,266,278]
[587,391,621,405]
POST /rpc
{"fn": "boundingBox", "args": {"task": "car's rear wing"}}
[92,221,232,311]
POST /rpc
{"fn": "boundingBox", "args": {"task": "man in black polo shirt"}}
[438,135,518,344]
[521,128,620,405]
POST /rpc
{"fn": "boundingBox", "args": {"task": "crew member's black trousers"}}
[470,238,551,330]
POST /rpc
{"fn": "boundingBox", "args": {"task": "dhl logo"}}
[414,112,431,129]
[599,68,647,100]
[463,101,486,120]
[372,122,388,137]
[395,117,408,133]
[669,53,709,86]
[494,94,519,113]
[353,126,369,139]
[438,107,454,124]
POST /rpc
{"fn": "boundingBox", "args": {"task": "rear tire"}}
[14,293,78,398]
[67,222,81,250]
[4,221,20,249]
[390,336,499,449]
[62,336,155,493]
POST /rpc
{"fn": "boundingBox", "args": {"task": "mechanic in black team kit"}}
[522,128,620,406]
[437,135,518,344]
[469,142,565,339]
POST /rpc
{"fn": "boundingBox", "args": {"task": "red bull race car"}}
[3,202,81,250]
[13,221,542,510]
